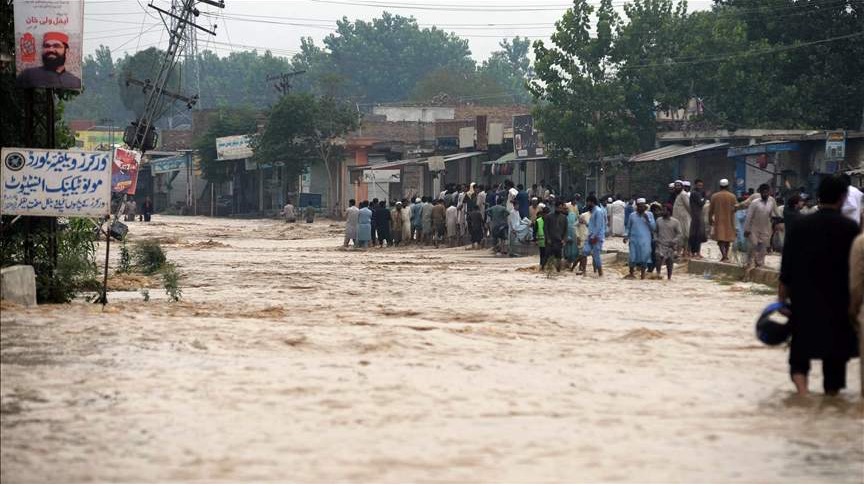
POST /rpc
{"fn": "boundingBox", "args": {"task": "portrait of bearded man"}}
[16,31,82,90]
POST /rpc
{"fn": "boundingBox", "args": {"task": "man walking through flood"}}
[583,195,607,277]
[655,206,682,279]
[709,178,737,262]
[779,175,860,396]
[744,183,781,270]
[624,198,656,280]
[544,200,568,271]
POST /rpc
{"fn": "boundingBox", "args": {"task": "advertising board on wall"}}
[14,0,84,90]
[150,154,187,174]
[1,148,111,217]
[825,131,846,161]
[216,135,254,161]
[513,115,543,158]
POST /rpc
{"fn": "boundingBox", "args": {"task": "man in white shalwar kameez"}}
[344,199,359,247]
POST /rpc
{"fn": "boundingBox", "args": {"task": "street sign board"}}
[1,147,111,216]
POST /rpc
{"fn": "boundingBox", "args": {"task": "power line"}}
[614,30,864,70]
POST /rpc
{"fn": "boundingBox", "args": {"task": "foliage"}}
[0,217,100,303]
[161,263,182,302]
[64,45,130,123]
[409,67,506,105]
[132,240,167,275]
[117,47,182,118]
[118,241,132,274]
[532,0,864,163]
[478,37,535,104]
[253,94,359,208]
[316,13,475,102]
[530,0,638,163]
[193,108,259,184]
[140,289,150,302]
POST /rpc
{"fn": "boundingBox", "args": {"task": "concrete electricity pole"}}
[123,0,224,153]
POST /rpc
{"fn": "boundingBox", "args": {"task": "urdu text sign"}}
[1,148,112,217]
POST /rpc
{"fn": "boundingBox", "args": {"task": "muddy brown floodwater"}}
[1,216,862,483]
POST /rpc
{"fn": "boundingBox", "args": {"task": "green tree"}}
[253,94,359,211]
[117,47,181,117]
[409,66,507,104]
[194,108,258,183]
[530,0,637,168]
[613,0,690,149]
[64,45,130,123]
[479,37,535,104]
[318,12,475,102]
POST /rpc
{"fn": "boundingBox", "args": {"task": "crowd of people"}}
[337,174,863,281]
[339,181,613,276]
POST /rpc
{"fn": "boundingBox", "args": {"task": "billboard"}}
[1,148,111,217]
[216,135,253,161]
[150,155,187,174]
[513,114,544,159]
[825,131,846,161]
[14,0,84,90]
[111,147,141,195]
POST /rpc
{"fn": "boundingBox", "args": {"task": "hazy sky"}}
[82,0,713,62]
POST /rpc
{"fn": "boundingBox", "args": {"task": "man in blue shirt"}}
[583,195,607,277]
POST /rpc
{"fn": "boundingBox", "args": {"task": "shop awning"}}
[443,151,485,162]
[629,143,729,162]
[483,152,550,165]
[351,158,428,171]
[726,141,800,157]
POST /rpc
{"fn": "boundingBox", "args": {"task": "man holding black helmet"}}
[779,175,859,396]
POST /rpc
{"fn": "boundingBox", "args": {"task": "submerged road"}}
[1,216,861,482]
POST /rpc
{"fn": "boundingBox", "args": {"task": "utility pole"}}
[123,0,224,153]
[266,70,306,96]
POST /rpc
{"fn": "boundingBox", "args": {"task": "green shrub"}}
[118,241,132,273]
[0,216,99,303]
[133,240,167,274]
[161,263,182,302]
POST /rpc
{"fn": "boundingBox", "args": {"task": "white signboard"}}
[1,148,112,216]
[459,127,475,149]
[14,0,84,91]
[363,169,401,183]
[216,134,253,161]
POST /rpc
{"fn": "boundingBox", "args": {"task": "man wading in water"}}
[779,175,860,396]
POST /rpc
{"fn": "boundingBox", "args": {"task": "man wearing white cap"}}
[673,180,691,257]
[623,198,656,279]
[709,178,738,261]
[410,197,423,242]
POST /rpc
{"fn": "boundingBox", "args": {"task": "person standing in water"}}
[654,206,682,279]
[624,198,656,280]
[779,175,859,396]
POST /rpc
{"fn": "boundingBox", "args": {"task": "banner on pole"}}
[111,147,141,195]
[1,147,111,217]
[14,0,84,91]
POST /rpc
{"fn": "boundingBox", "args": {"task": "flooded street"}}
[1,215,862,483]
